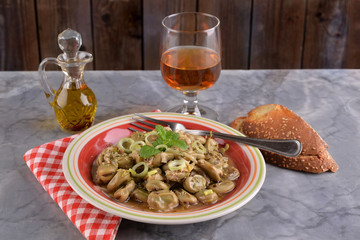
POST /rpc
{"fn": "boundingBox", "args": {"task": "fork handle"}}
[186,130,302,158]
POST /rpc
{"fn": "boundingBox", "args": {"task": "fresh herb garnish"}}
[140,145,161,158]
[139,125,187,158]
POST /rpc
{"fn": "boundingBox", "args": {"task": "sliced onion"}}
[155,144,168,152]
[168,159,187,171]
[130,162,148,178]
[130,140,146,152]
[204,189,214,196]
[118,138,135,153]
[147,169,158,176]
[144,132,158,146]
[192,140,206,153]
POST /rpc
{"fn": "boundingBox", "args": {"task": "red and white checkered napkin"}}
[23,134,121,240]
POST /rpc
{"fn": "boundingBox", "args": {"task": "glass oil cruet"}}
[38,28,97,133]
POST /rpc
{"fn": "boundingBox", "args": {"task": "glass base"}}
[167,105,219,121]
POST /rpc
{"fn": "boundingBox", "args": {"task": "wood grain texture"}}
[199,0,252,69]
[303,0,348,68]
[0,0,39,70]
[250,0,306,69]
[143,0,196,70]
[2,0,360,70]
[303,0,360,68]
[36,0,93,69]
[92,0,142,70]
[345,0,360,68]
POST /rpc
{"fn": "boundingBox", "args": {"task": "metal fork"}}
[130,113,302,158]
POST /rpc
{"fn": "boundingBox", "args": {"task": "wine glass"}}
[160,12,221,120]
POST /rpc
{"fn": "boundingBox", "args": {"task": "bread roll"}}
[230,104,338,173]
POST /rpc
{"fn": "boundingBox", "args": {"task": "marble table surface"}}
[1,70,359,240]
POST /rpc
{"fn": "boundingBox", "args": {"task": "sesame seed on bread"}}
[230,104,338,173]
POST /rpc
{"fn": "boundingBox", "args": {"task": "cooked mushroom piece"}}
[162,162,170,172]
[129,150,143,164]
[191,166,211,186]
[209,180,236,195]
[116,155,134,169]
[107,169,131,191]
[96,146,121,166]
[114,180,136,202]
[96,149,106,166]
[197,159,223,182]
[144,168,164,181]
[130,131,146,141]
[223,166,240,181]
[97,164,117,183]
[174,188,198,208]
[195,189,219,204]
[206,151,226,167]
[103,146,121,162]
[152,152,175,167]
[165,170,190,182]
[131,188,149,203]
[147,190,179,212]
[145,180,169,192]
[183,175,207,193]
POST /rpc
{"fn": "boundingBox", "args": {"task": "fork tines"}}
[130,114,171,132]
[130,117,156,132]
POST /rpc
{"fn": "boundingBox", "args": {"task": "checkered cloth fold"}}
[23,134,121,240]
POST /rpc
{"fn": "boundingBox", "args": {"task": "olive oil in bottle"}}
[53,82,97,133]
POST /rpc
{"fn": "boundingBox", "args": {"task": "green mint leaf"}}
[166,130,179,141]
[168,139,188,150]
[140,145,161,158]
[172,132,180,140]
[152,138,163,147]
[147,125,187,151]
[155,125,166,140]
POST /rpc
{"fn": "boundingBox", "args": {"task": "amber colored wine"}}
[161,46,221,91]
[52,83,97,133]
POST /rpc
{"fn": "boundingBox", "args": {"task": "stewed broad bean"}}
[92,125,240,212]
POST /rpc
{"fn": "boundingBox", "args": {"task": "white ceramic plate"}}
[62,112,266,224]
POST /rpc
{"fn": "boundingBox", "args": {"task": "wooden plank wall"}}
[1,0,360,71]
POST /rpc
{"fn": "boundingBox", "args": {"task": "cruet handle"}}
[38,57,59,106]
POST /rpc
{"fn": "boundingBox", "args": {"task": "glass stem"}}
[182,91,201,116]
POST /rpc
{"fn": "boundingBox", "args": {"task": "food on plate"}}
[92,125,240,212]
[230,104,338,173]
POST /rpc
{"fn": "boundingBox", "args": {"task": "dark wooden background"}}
[1,0,360,71]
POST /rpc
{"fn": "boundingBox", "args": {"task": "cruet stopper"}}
[58,28,82,61]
